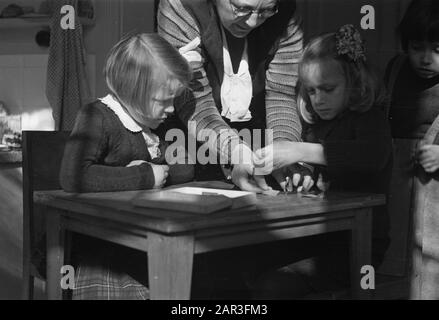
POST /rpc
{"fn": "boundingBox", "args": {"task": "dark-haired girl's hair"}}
[398,0,439,51]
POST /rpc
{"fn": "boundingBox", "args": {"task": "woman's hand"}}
[151,164,170,189]
[229,143,271,192]
[418,144,439,173]
[179,37,203,70]
[126,160,147,167]
[231,164,270,193]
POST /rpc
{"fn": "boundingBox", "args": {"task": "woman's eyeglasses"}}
[229,0,279,19]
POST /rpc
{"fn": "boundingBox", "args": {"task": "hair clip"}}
[335,24,366,62]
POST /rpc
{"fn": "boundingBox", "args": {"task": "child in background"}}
[255,25,392,297]
[385,0,439,299]
[59,33,193,299]
[385,0,439,173]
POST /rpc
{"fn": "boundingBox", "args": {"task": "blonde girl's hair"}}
[298,26,386,124]
[104,33,191,124]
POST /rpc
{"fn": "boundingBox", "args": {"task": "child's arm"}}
[59,104,157,193]
[319,109,392,175]
[256,108,392,175]
[418,144,439,173]
[154,137,195,185]
[255,140,326,173]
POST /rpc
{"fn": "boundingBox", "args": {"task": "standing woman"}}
[157,0,304,192]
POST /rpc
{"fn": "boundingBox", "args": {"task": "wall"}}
[0,0,156,127]
[0,54,96,130]
[298,0,411,76]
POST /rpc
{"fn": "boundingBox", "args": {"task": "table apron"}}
[57,209,357,255]
[193,216,353,254]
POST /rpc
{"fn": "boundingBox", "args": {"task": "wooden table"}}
[34,187,385,300]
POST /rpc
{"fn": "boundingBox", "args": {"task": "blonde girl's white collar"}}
[99,94,161,159]
[99,94,143,133]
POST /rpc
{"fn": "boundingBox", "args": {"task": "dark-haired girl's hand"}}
[418,144,439,173]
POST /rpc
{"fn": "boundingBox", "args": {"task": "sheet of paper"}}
[171,187,255,199]
[262,189,280,197]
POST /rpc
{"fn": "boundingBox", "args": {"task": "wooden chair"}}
[22,131,70,299]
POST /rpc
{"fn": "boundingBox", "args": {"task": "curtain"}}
[46,0,91,131]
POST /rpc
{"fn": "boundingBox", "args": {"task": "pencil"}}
[285,177,290,193]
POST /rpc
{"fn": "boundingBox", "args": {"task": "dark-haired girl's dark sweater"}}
[385,55,439,139]
[302,107,393,262]
[60,100,194,193]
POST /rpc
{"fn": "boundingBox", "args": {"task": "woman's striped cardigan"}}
[158,0,304,161]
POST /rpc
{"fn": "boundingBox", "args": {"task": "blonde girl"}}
[60,33,193,193]
[254,26,392,297]
[59,33,193,299]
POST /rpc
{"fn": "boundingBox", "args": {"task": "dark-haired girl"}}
[386,0,439,170]
[385,0,439,299]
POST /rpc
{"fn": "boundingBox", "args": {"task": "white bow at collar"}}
[220,27,253,122]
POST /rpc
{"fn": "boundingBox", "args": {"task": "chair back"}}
[22,131,70,293]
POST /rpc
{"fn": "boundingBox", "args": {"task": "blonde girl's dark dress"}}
[60,96,194,299]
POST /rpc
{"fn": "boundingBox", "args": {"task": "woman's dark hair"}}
[398,0,439,51]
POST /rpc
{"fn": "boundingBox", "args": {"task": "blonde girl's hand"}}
[272,168,289,191]
[288,163,315,193]
[151,164,170,189]
[126,160,148,167]
[292,173,330,193]
[272,165,313,192]
[418,144,439,173]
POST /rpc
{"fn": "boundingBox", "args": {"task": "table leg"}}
[350,208,372,300]
[147,233,195,300]
[46,210,65,300]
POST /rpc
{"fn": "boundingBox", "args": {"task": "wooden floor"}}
[0,163,46,300]
[304,274,409,300]
[0,163,23,299]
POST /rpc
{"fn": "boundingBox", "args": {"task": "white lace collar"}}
[100,94,142,132]
[99,94,161,159]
